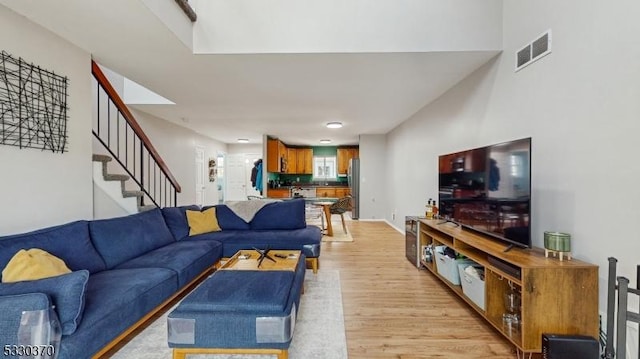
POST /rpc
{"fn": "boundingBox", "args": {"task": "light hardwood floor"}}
[326,220,523,359]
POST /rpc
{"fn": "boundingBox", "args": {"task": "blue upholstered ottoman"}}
[168,257,306,359]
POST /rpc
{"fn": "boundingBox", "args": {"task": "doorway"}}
[225,153,262,201]
[194,146,205,206]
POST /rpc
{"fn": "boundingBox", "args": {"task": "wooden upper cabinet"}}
[278,141,287,172]
[267,139,280,172]
[267,140,313,174]
[286,148,297,174]
[267,139,287,172]
[296,148,313,174]
[337,147,359,175]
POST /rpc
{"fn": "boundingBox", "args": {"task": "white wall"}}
[192,0,502,54]
[131,109,226,207]
[386,0,640,353]
[93,184,129,220]
[358,135,387,220]
[141,0,194,50]
[227,144,263,155]
[0,6,93,235]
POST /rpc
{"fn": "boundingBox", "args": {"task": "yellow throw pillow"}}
[186,207,221,236]
[2,248,71,283]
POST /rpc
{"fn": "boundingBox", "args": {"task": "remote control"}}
[274,254,287,259]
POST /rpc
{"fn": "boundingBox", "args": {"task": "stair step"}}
[138,205,157,212]
[104,173,129,181]
[92,154,112,163]
[122,190,144,198]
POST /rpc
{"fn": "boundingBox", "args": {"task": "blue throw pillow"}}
[0,270,89,335]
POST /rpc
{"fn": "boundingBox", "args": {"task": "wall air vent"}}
[515,30,552,72]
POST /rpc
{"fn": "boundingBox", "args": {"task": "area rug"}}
[322,230,354,242]
[307,215,354,242]
[111,270,348,359]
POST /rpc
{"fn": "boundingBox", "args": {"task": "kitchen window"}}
[313,156,336,180]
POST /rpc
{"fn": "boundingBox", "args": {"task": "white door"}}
[195,147,205,206]
[225,154,248,201]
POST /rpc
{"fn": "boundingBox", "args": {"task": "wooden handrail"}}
[174,0,197,22]
[91,60,181,193]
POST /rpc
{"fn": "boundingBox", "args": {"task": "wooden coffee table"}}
[221,249,302,271]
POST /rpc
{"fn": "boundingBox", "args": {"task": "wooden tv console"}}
[419,219,598,354]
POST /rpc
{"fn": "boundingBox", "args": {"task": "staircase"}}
[91,60,180,211]
[92,154,156,214]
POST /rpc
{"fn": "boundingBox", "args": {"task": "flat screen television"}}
[438,137,531,250]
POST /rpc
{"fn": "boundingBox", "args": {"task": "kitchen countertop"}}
[268,184,349,189]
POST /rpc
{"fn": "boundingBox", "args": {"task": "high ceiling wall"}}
[192,0,502,54]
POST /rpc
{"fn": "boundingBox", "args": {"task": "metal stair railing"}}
[91,60,181,208]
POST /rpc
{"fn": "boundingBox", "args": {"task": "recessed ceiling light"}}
[319,139,331,144]
[326,122,343,129]
[237,138,249,143]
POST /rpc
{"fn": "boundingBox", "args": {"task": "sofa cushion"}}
[186,208,221,236]
[116,240,223,287]
[204,205,251,230]
[89,208,176,269]
[0,220,106,274]
[185,226,322,258]
[0,270,89,335]
[179,270,295,313]
[59,268,176,359]
[161,205,201,240]
[2,248,70,283]
[250,199,306,230]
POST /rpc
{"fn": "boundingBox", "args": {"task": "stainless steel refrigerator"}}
[347,158,360,219]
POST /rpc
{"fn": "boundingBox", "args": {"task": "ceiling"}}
[1,0,500,146]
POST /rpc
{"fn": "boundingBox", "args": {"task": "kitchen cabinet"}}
[335,187,350,198]
[296,148,313,174]
[279,141,287,172]
[337,147,359,175]
[286,148,297,174]
[316,187,336,198]
[285,147,312,174]
[267,188,290,198]
[267,139,287,173]
[316,186,349,198]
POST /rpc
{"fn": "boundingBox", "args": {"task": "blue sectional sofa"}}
[0,199,321,359]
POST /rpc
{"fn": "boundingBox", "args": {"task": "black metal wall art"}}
[0,50,69,153]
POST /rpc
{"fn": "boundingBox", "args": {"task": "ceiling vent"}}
[515,30,552,72]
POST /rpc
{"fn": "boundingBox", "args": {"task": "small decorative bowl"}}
[543,231,571,252]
